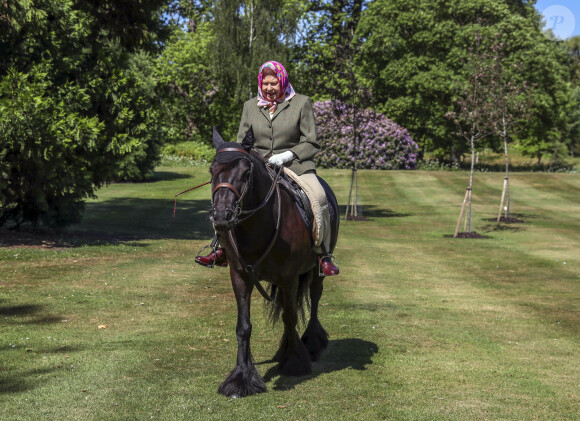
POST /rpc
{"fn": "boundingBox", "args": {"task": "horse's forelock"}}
[213,143,264,168]
[214,142,250,164]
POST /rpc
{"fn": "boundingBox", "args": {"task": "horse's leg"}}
[275,280,312,376]
[218,269,266,398]
[301,271,329,361]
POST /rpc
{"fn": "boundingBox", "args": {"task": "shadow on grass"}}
[0,304,43,316]
[3,201,408,248]
[0,368,58,395]
[149,171,194,182]
[453,161,576,173]
[112,170,194,184]
[338,205,410,220]
[0,301,81,395]
[0,345,83,394]
[1,197,215,248]
[0,302,64,325]
[481,223,526,233]
[261,338,379,391]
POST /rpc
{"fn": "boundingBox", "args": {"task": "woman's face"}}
[261,75,281,101]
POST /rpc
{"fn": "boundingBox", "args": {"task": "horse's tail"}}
[265,271,312,326]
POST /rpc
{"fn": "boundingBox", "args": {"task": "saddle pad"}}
[283,167,323,247]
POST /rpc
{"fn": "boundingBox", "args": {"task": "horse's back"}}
[317,176,339,254]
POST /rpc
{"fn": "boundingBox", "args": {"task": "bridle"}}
[211,147,283,222]
[212,146,284,301]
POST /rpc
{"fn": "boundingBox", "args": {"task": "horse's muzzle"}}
[210,207,239,231]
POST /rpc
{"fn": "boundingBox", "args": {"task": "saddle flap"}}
[266,166,314,240]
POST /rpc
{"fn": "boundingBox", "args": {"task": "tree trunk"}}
[454,188,470,238]
[353,164,358,217]
[467,136,475,232]
[345,168,354,221]
[503,129,510,219]
[247,1,255,100]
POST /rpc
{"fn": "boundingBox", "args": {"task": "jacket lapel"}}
[258,106,270,122]
[271,100,291,122]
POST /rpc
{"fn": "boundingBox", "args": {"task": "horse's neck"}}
[235,165,278,249]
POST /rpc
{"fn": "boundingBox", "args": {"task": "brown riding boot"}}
[319,255,339,276]
[195,247,227,268]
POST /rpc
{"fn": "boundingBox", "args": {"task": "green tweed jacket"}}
[236,93,320,176]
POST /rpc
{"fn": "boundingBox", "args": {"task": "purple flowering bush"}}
[313,100,418,170]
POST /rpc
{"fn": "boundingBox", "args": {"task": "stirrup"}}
[195,244,218,268]
[319,254,339,277]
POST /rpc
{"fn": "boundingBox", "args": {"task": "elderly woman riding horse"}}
[199,61,340,397]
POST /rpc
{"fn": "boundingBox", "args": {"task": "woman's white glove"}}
[268,151,294,166]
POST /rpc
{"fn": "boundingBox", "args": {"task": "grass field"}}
[1,167,579,420]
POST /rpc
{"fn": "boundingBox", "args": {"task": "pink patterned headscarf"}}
[257,61,295,113]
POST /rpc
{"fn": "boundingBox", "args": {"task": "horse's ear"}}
[212,126,226,150]
[241,126,255,151]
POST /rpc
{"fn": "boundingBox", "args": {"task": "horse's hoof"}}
[277,345,312,376]
[218,364,266,398]
[301,322,329,361]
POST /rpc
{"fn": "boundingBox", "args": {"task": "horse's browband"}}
[213,182,242,199]
[217,147,250,156]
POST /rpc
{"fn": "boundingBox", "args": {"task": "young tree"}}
[446,35,494,237]
[486,40,533,222]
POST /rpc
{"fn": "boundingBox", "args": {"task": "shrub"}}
[313,100,418,170]
[0,70,102,228]
[162,141,215,163]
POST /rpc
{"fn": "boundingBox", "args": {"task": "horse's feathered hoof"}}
[218,364,266,398]
[277,343,312,377]
[301,320,329,362]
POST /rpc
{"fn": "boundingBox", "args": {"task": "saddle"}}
[265,165,315,241]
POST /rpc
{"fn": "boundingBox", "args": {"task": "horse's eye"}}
[242,171,250,182]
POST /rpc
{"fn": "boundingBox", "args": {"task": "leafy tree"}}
[358,0,571,162]
[0,69,102,227]
[562,36,580,157]
[563,36,580,86]
[294,0,367,100]
[564,86,580,158]
[0,0,169,228]
[156,20,217,145]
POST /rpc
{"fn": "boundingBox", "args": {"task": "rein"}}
[173,180,212,217]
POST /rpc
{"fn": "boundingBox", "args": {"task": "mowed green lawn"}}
[1,167,578,420]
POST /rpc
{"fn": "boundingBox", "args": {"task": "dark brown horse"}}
[209,127,339,398]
